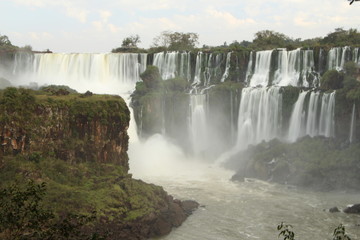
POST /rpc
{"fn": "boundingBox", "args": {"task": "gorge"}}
[1,45,360,239]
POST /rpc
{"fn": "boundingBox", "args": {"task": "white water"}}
[153,51,178,80]
[129,138,360,240]
[179,52,191,81]
[235,87,282,151]
[305,91,320,137]
[288,91,336,142]
[287,91,308,143]
[328,47,350,71]
[274,49,301,87]
[245,51,254,84]
[193,52,203,87]
[190,94,208,157]
[220,52,232,82]
[6,52,360,240]
[248,50,273,87]
[318,92,336,138]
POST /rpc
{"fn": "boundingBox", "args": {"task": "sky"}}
[0,0,359,53]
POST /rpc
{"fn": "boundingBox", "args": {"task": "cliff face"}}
[0,87,198,240]
[0,89,130,170]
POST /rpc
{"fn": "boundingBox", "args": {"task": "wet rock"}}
[329,207,340,213]
[181,200,200,216]
[344,204,360,214]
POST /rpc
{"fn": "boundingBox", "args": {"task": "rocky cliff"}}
[0,87,198,240]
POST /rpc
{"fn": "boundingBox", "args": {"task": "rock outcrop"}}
[0,87,198,239]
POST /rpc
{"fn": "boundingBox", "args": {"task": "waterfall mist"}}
[3,49,360,239]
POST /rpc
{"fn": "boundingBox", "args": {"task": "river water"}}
[129,135,360,240]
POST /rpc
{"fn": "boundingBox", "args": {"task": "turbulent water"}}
[129,135,360,240]
[5,51,360,240]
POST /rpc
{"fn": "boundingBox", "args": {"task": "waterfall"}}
[318,91,336,138]
[180,52,191,81]
[234,86,282,150]
[139,53,148,74]
[287,91,308,142]
[288,90,336,142]
[153,51,178,80]
[305,91,320,137]
[193,52,203,87]
[273,49,301,87]
[203,53,214,86]
[245,51,254,84]
[190,93,208,157]
[354,47,360,64]
[13,53,142,94]
[328,47,350,71]
[301,50,317,87]
[350,103,356,143]
[13,51,34,74]
[248,50,273,87]
[220,52,232,82]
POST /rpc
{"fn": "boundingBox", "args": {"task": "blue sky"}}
[1,0,359,53]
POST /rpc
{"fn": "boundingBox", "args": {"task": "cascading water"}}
[235,86,282,150]
[4,50,360,240]
[328,47,351,71]
[192,52,203,87]
[318,91,336,138]
[350,103,356,143]
[13,53,145,94]
[189,93,208,157]
[153,51,178,80]
[273,48,301,87]
[288,90,336,142]
[305,91,320,137]
[248,50,273,87]
[287,91,308,143]
[245,51,254,84]
[180,52,191,81]
[220,52,231,82]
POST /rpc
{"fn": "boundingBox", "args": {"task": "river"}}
[129,135,360,240]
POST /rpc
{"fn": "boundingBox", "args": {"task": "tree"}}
[121,34,141,48]
[0,181,104,240]
[321,70,344,90]
[252,30,293,49]
[0,34,12,46]
[321,28,360,46]
[152,31,199,51]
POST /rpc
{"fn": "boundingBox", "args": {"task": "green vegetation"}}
[152,31,199,51]
[320,70,345,90]
[111,35,146,53]
[0,155,165,222]
[0,181,104,240]
[0,86,179,238]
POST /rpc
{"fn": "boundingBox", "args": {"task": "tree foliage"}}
[320,70,344,90]
[0,181,104,240]
[251,30,294,49]
[152,31,199,51]
[0,34,12,46]
[121,34,141,48]
[140,66,162,88]
[321,28,360,47]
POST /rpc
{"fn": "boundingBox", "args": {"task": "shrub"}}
[320,70,344,90]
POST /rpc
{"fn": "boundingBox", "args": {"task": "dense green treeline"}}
[112,28,360,53]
